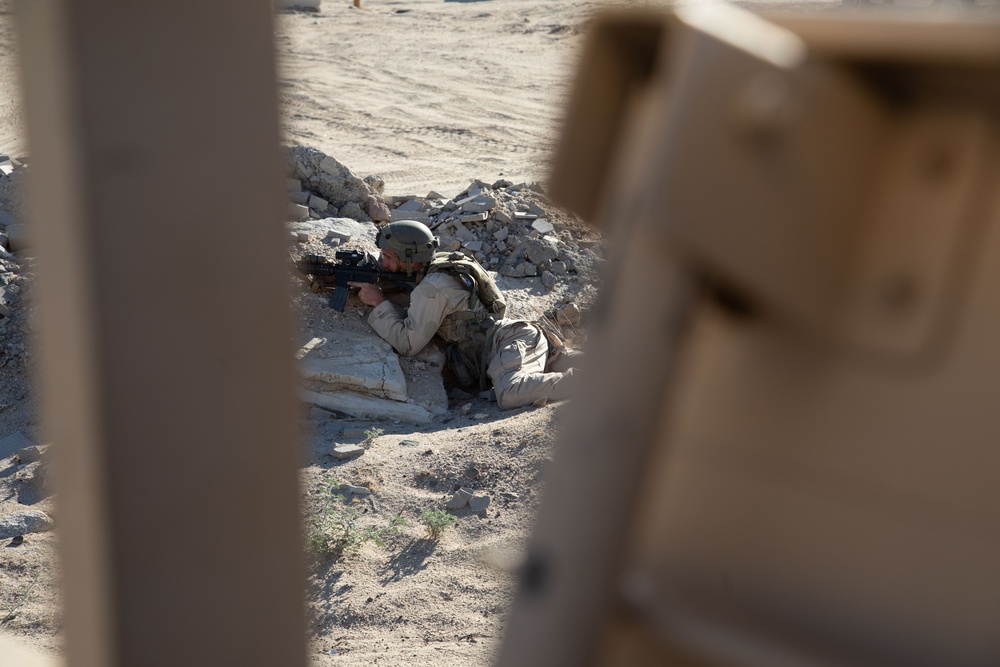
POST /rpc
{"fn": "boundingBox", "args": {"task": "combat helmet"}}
[377,220,440,274]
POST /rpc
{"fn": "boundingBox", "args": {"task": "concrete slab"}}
[0,431,35,460]
[287,217,377,247]
[300,331,408,401]
[300,388,432,424]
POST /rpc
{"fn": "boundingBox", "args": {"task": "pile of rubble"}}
[282,145,606,298]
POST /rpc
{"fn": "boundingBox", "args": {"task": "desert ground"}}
[0,0,872,665]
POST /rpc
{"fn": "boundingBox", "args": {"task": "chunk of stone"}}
[331,444,365,459]
[531,218,555,235]
[523,237,558,265]
[308,194,329,212]
[451,223,476,242]
[0,510,53,539]
[399,439,420,447]
[390,209,431,223]
[457,212,488,224]
[549,260,568,275]
[462,197,496,213]
[285,178,302,191]
[514,211,537,221]
[492,227,509,242]
[541,271,557,289]
[473,413,488,420]
[493,210,514,225]
[302,389,432,424]
[463,240,484,253]
[299,330,408,401]
[527,203,546,217]
[366,194,390,223]
[287,218,377,246]
[396,198,426,212]
[335,484,371,497]
[469,495,491,511]
[15,445,43,465]
[288,190,309,205]
[287,203,309,219]
[0,431,34,459]
[446,488,474,510]
[340,201,366,221]
[438,236,462,252]
[556,302,582,327]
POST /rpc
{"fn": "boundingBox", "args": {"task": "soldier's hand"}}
[348,282,387,307]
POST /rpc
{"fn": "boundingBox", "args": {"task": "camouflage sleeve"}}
[367,280,450,356]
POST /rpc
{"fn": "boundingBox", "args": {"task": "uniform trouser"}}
[486,322,581,410]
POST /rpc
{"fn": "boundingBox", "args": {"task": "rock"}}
[541,271,556,289]
[513,211,537,222]
[463,240,484,253]
[448,388,473,400]
[469,495,491,511]
[308,194,329,212]
[330,444,365,459]
[287,203,309,219]
[446,488,474,510]
[396,199,426,212]
[302,388,433,424]
[0,510,53,539]
[556,302,582,327]
[299,330,409,401]
[452,223,476,242]
[288,190,310,205]
[0,430,34,459]
[287,217,376,246]
[287,146,376,217]
[464,464,481,480]
[494,210,513,225]
[340,201,366,221]
[473,413,488,420]
[366,195,391,223]
[15,445,43,465]
[523,237,558,265]
[531,218,555,235]
[438,235,462,252]
[335,484,371,497]
[457,212,487,224]
[549,260,567,275]
[527,202,546,217]
[461,403,472,415]
[492,227,509,242]
[390,209,431,223]
[462,197,496,213]
[364,174,385,194]
[399,439,420,446]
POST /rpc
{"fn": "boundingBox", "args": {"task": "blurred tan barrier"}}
[500,6,1000,667]
[13,1,306,666]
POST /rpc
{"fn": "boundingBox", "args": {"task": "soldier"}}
[350,220,581,410]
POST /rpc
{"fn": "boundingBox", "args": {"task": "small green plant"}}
[363,427,384,445]
[305,488,411,562]
[1,570,42,626]
[420,509,459,540]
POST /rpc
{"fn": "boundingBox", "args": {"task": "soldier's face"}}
[381,249,402,272]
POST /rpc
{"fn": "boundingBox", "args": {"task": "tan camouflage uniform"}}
[367,271,579,410]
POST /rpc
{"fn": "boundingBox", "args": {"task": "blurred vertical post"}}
[14,1,307,666]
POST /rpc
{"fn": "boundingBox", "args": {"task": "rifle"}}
[294,249,417,312]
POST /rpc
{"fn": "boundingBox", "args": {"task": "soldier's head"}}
[376,220,439,275]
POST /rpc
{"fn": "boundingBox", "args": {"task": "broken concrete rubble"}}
[299,331,409,401]
[0,509,53,539]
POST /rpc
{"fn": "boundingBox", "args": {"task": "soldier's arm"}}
[367,280,450,357]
